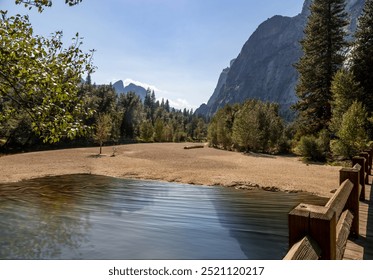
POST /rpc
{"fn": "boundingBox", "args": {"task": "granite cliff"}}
[196,0,365,119]
[113,80,147,101]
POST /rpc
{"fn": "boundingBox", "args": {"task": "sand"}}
[0,142,342,197]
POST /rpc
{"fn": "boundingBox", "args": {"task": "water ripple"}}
[0,174,327,260]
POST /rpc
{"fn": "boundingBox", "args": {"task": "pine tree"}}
[85,73,92,86]
[294,0,349,136]
[165,100,170,113]
[153,118,164,142]
[330,69,364,133]
[351,0,373,118]
[140,121,154,142]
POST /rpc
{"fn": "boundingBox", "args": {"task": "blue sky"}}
[1,0,304,109]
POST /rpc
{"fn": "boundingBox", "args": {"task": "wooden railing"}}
[284,148,372,260]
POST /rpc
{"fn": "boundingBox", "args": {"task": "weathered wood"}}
[364,149,373,175]
[288,204,310,248]
[359,152,370,184]
[325,179,353,220]
[183,145,204,150]
[343,184,372,259]
[285,149,372,261]
[309,206,337,260]
[339,166,360,236]
[336,210,354,260]
[352,156,366,201]
[289,204,338,259]
[283,236,321,260]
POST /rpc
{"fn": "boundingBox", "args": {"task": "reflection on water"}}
[0,174,327,259]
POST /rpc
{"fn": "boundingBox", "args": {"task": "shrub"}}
[295,135,322,161]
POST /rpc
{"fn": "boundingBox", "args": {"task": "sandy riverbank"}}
[0,142,341,197]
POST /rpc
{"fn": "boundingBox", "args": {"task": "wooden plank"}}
[283,236,321,260]
[336,210,354,260]
[339,167,360,236]
[359,152,370,184]
[363,149,372,174]
[352,157,366,201]
[288,204,311,248]
[309,206,337,260]
[325,179,353,219]
[343,182,372,260]
[364,149,373,175]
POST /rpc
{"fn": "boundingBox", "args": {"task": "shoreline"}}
[0,142,341,198]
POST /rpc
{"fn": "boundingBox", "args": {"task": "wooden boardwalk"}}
[343,175,373,260]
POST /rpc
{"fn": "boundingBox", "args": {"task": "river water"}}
[0,174,327,259]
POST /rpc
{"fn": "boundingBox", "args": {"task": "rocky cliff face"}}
[195,0,365,119]
[113,80,147,101]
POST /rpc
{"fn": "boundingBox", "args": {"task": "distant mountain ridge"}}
[195,0,365,119]
[113,80,148,101]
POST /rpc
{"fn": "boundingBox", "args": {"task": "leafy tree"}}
[293,0,349,136]
[232,100,284,153]
[331,101,368,159]
[118,92,143,139]
[0,12,94,144]
[140,121,154,142]
[330,69,364,132]
[153,118,164,142]
[15,0,82,12]
[93,85,117,115]
[208,104,238,150]
[351,0,373,134]
[94,114,112,155]
[232,101,261,152]
[192,117,207,142]
[162,124,173,142]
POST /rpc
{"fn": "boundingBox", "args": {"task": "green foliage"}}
[93,114,112,154]
[153,118,164,142]
[232,100,284,153]
[208,100,284,154]
[140,121,154,142]
[295,130,330,162]
[193,118,207,142]
[293,0,349,136]
[295,135,322,161]
[232,101,260,151]
[0,12,94,144]
[0,0,207,153]
[330,69,364,133]
[351,0,373,137]
[118,92,143,139]
[208,104,239,150]
[15,0,82,12]
[331,101,368,159]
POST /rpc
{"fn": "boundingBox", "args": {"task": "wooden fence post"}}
[339,168,360,237]
[352,156,366,201]
[363,149,372,175]
[359,152,369,184]
[288,204,336,260]
[309,207,337,260]
[288,204,310,249]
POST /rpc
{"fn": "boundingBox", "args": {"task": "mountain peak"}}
[196,0,365,120]
[112,80,148,101]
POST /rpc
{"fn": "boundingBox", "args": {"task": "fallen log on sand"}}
[184,145,204,150]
